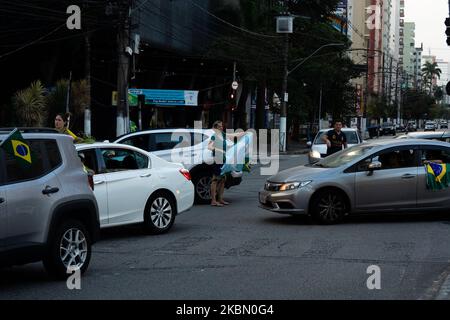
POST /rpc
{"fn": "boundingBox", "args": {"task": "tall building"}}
[436,59,450,104]
[413,44,423,89]
[403,22,416,88]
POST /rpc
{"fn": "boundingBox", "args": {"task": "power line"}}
[0,23,65,59]
[189,0,282,39]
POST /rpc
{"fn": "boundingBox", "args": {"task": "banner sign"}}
[128,89,199,107]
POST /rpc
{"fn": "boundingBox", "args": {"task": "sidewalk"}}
[282,139,310,155]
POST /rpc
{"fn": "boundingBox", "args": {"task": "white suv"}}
[114,129,243,204]
[0,129,99,279]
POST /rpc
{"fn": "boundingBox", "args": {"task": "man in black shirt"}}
[322,120,348,156]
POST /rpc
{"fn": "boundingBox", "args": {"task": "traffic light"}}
[445,18,450,46]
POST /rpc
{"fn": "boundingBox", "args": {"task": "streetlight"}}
[277,37,344,151]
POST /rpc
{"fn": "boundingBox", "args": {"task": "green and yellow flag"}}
[426,162,450,191]
[0,129,33,168]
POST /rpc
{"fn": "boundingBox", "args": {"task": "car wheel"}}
[144,192,176,235]
[311,190,348,225]
[43,219,92,280]
[192,171,213,204]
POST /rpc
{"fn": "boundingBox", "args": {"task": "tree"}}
[12,80,47,127]
[208,0,357,132]
[422,61,442,95]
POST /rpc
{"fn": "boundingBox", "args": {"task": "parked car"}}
[406,122,417,132]
[440,122,448,130]
[0,129,100,279]
[307,128,363,164]
[425,121,436,131]
[396,131,450,143]
[380,122,396,136]
[260,139,450,224]
[75,142,194,233]
[114,129,242,204]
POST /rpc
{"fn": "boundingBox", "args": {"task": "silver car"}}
[260,139,450,224]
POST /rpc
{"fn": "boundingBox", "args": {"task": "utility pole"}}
[84,0,91,136]
[116,0,131,136]
[388,56,393,112]
[318,83,323,130]
[280,33,289,152]
[66,70,72,128]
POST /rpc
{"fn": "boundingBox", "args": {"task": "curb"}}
[436,273,450,300]
[280,149,310,155]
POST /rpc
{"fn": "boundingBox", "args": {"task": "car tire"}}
[311,190,348,225]
[192,169,213,204]
[43,219,92,280]
[143,192,176,235]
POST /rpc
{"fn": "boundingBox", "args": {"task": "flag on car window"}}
[426,162,449,191]
[0,128,33,168]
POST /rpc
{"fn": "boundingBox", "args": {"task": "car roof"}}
[75,142,150,154]
[405,131,450,138]
[318,128,358,133]
[364,138,450,149]
[0,132,72,141]
[114,128,214,141]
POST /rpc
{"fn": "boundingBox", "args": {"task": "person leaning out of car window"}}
[55,112,83,144]
[322,120,348,156]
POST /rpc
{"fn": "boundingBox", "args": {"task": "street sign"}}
[232,81,239,90]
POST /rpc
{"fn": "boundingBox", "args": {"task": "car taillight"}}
[88,174,94,191]
[179,168,191,181]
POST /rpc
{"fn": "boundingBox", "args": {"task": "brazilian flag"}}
[0,129,33,168]
[426,162,450,191]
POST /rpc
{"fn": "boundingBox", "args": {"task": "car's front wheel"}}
[311,190,348,225]
[43,219,92,279]
[144,192,176,234]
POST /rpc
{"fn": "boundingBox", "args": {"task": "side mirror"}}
[307,141,312,148]
[367,161,382,175]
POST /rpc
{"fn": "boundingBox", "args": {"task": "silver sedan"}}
[259,139,450,224]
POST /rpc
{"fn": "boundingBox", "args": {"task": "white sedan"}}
[76,143,194,234]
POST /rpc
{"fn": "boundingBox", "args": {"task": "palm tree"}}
[13,80,47,127]
[422,61,442,95]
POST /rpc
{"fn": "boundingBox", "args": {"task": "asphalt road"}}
[1,151,450,300]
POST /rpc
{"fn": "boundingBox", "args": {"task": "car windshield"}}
[313,144,376,168]
[313,131,359,145]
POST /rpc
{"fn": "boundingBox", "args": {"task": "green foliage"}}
[402,89,436,120]
[207,0,359,128]
[12,80,47,127]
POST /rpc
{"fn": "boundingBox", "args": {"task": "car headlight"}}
[279,181,312,191]
[309,150,321,159]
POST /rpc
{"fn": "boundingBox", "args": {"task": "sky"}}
[406,0,450,74]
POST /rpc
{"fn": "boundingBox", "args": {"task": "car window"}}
[78,149,98,174]
[149,133,189,151]
[134,151,150,169]
[101,148,148,172]
[421,148,450,165]
[313,131,359,145]
[191,133,208,147]
[314,144,376,168]
[120,135,149,151]
[1,139,48,184]
[372,149,418,170]
[45,140,62,170]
